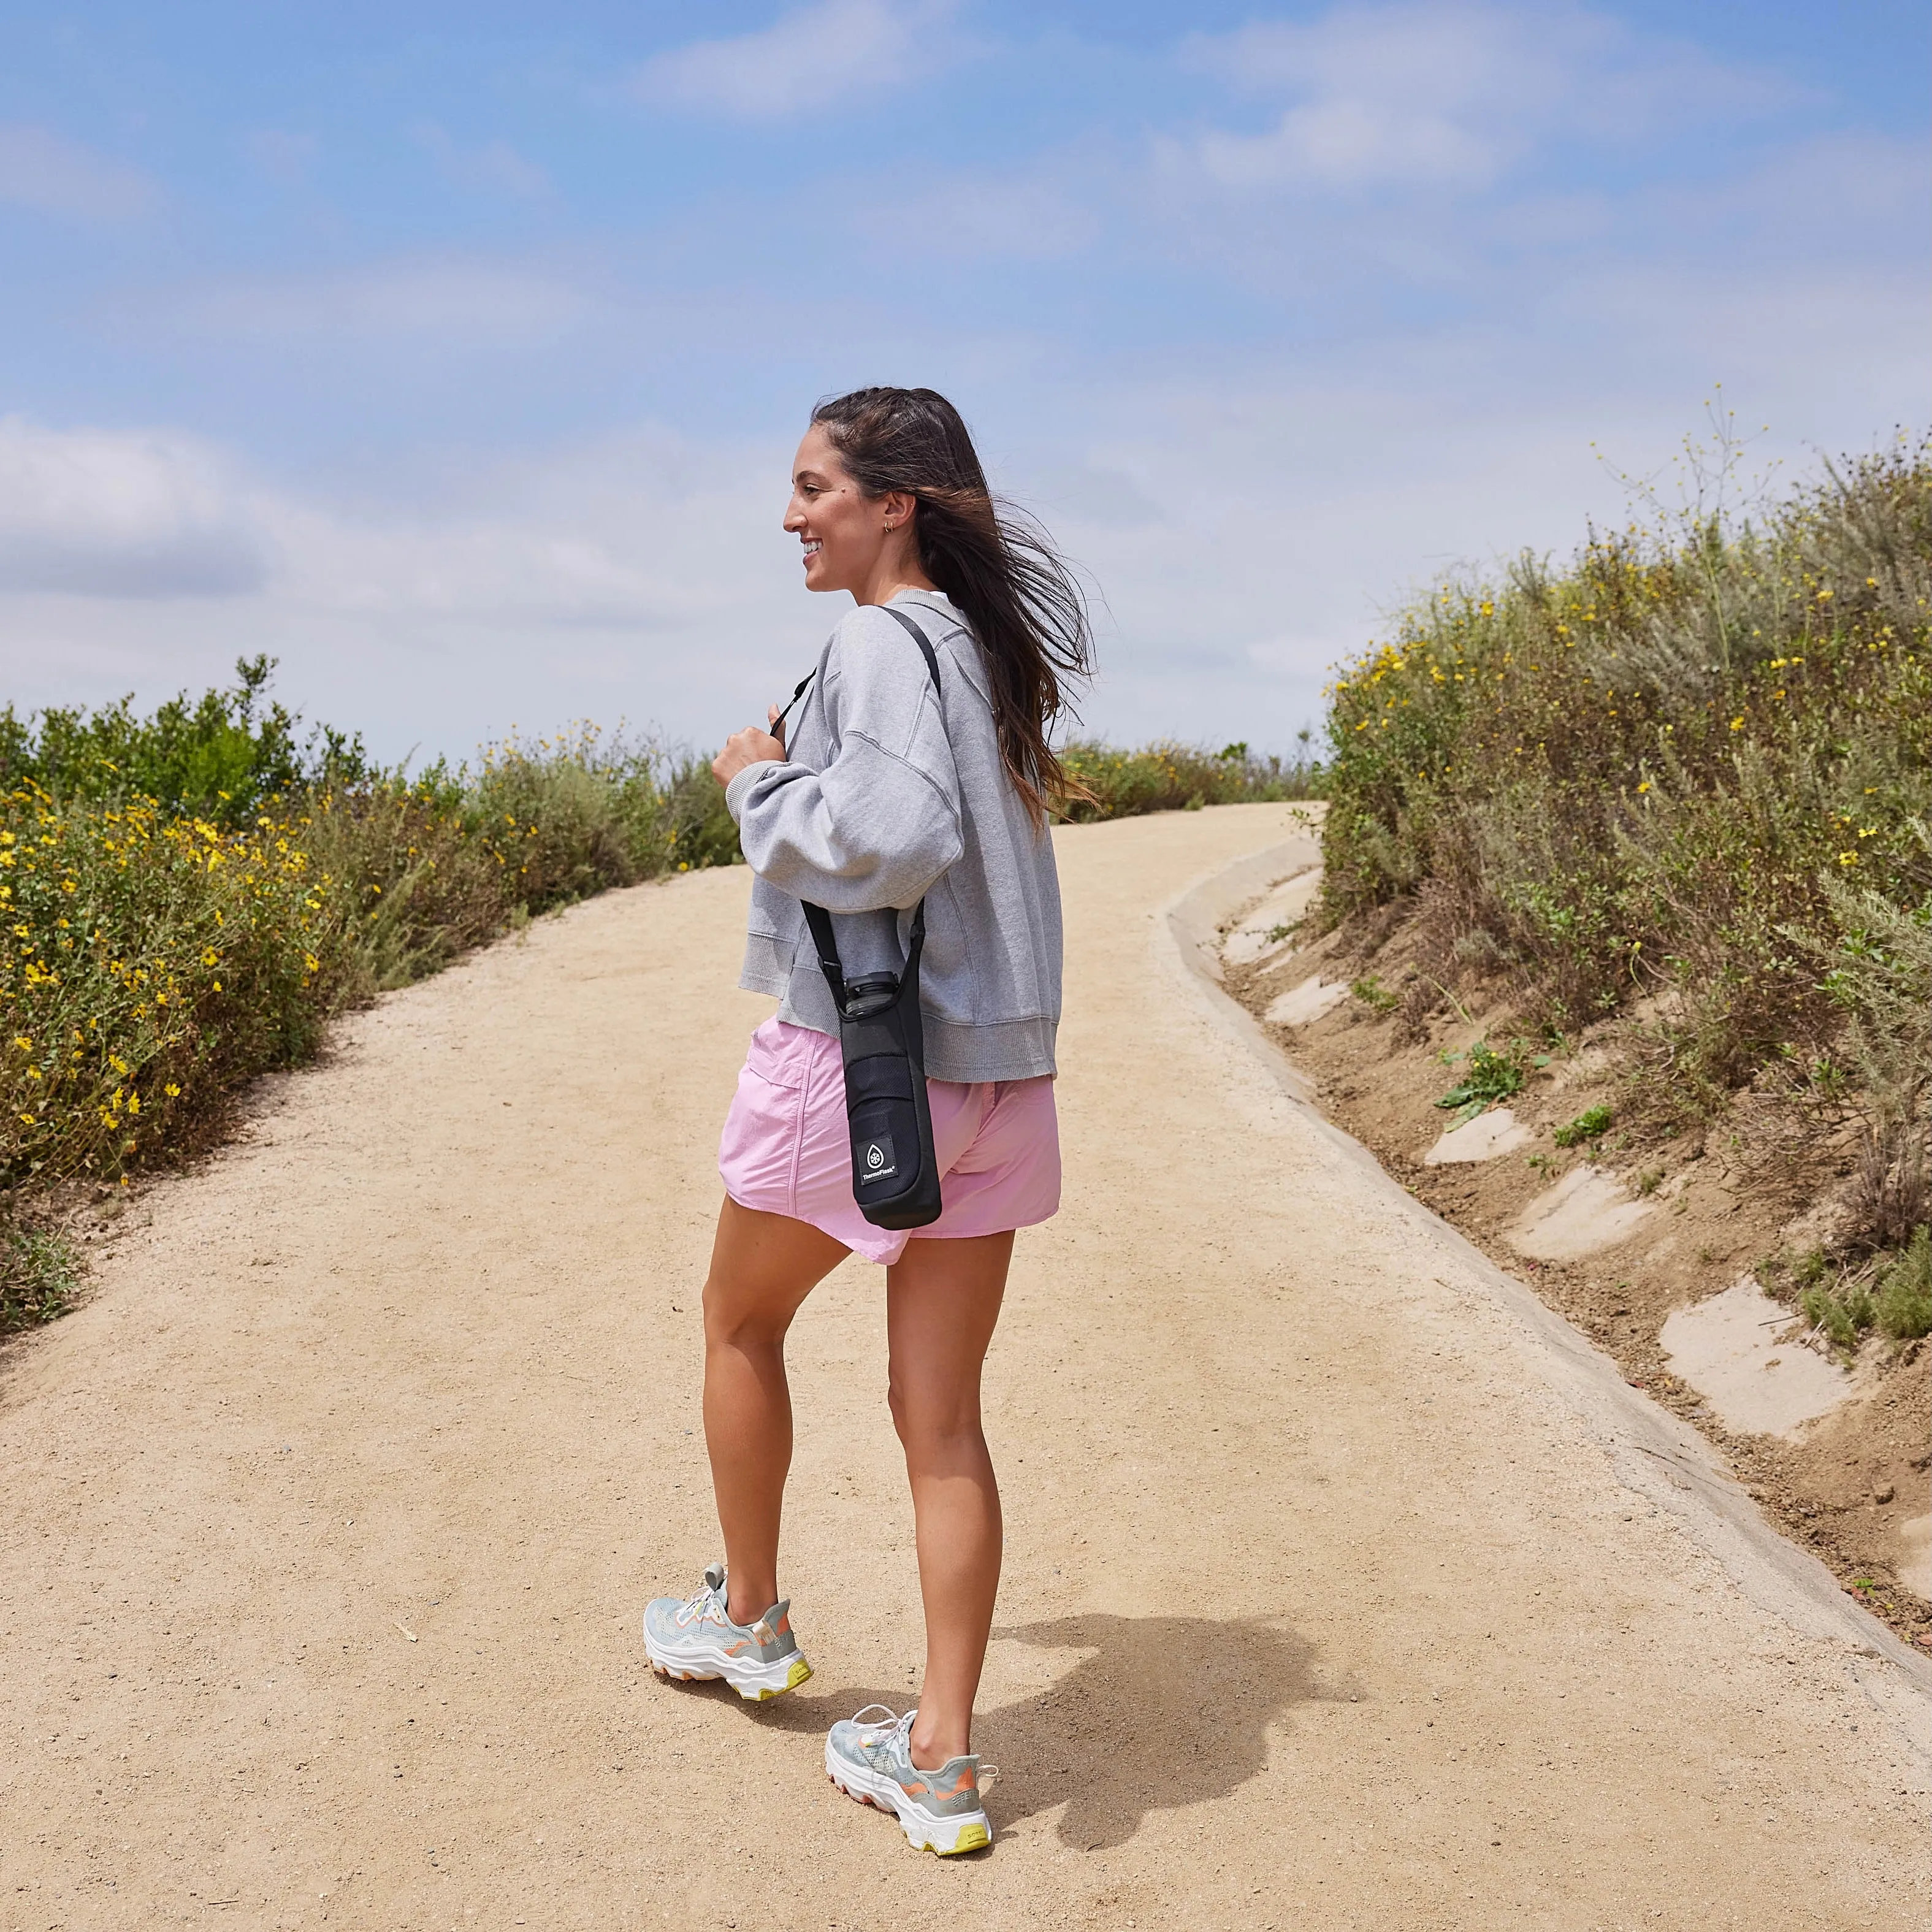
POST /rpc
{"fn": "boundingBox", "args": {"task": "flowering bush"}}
[2,784,328,1184]
[1057,736,1323,821]
[1319,440,1932,1128]
[0,675,754,1329]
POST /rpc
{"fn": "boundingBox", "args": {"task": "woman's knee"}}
[702,1272,794,1353]
[887,1373,984,1461]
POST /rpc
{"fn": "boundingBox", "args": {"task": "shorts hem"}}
[720,1189,1053,1266]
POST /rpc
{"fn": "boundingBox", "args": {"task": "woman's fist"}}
[712,706,789,787]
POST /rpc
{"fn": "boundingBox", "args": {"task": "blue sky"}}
[2,1,1926,762]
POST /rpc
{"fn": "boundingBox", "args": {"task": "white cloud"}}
[0,421,815,759]
[411,121,548,199]
[634,0,957,121]
[175,256,595,342]
[3,238,1921,763]
[1176,1,1790,193]
[0,123,159,221]
[0,418,267,598]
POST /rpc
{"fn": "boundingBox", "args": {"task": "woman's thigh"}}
[703,1196,850,1342]
[885,1231,1014,1435]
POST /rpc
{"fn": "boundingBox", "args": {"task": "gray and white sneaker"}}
[643,1562,812,1701]
[825,1705,993,1855]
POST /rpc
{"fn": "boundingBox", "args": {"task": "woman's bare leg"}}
[885,1230,1013,1770]
[701,1197,849,1626]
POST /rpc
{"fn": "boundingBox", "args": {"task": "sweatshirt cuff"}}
[724,760,781,825]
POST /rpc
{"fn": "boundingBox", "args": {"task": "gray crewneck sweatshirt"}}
[723,589,1063,1083]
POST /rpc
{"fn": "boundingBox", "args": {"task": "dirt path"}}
[3,804,1928,1930]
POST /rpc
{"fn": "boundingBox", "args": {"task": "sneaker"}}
[643,1562,812,1701]
[825,1705,993,1856]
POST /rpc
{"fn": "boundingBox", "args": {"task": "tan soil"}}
[1226,867,1932,1653]
[2,803,1928,1930]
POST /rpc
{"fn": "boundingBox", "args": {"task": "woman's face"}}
[784,424,893,595]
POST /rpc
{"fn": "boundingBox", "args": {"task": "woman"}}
[643,386,1090,1857]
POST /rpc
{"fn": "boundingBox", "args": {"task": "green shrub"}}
[1319,440,1932,1127]
[1,678,744,1225]
[1351,974,1399,1014]
[1057,735,1323,822]
[0,1228,79,1332]
[1803,1280,1876,1352]
[1554,1103,1615,1147]
[1437,1039,1524,1118]
[2,779,333,1183]
[1789,825,1932,1248]
[0,654,360,827]
[1877,1226,1932,1339]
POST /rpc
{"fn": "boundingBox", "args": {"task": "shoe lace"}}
[674,1579,726,1629]
[847,1706,998,1787]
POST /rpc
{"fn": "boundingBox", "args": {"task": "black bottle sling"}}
[795,605,945,1231]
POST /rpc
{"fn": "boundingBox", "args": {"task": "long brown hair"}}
[811,386,1093,825]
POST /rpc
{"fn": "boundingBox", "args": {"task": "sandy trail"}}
[2,803,1927,1930]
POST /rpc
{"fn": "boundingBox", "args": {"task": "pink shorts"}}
[719,1017,1061,1264]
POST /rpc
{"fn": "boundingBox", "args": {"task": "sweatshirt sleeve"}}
[724,606,964,913]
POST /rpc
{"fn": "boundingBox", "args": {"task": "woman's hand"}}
[711,706,788,787]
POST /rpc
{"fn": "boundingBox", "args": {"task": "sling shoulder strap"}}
[877,601,942,689]
[800,603,944,1008]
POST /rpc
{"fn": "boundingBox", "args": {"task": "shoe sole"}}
[823,1741,992,1855]
[644,1635,812,1701]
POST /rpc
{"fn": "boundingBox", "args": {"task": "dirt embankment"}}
[1221,860,1932,1653]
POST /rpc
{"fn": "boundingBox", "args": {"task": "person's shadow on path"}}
[740,1611,1333,1852]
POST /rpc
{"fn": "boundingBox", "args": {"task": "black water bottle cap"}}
[843,971,901,1018]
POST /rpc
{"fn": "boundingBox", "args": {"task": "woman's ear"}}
[881,490,918,534]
